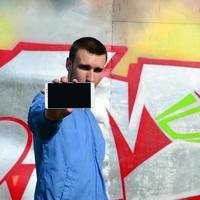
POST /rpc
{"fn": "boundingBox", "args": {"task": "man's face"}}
[67,49,107,86]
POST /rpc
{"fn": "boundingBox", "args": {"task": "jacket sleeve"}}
[28,92,62,140]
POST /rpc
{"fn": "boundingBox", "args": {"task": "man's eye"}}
[94,68,103,73]
[78,65,90,70]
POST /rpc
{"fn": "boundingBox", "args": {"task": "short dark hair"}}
[69,37,107,63]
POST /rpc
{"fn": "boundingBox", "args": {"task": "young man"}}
[28,37,108,200]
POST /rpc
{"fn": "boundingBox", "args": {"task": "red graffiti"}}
[0,117,35,199]
[1,43,200,199]
[107,57,200,199]
[0,42,127,199]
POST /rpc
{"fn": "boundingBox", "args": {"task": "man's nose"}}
[86,70,94,82]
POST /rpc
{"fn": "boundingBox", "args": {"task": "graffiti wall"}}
[1,0,200,199]
[110,0,200,199]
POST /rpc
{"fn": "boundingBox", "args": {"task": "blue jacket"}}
[28,92,108,200]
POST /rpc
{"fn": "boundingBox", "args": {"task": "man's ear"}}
[66,58,72,72]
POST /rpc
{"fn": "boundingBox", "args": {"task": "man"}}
[28,37,108,200]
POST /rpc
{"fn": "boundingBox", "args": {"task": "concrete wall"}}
[1,0,200,199]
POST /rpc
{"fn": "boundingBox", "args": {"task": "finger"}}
[52,79,60,83]
[72,79,78,83]
[60,76,68,83]
[66,108,73,113]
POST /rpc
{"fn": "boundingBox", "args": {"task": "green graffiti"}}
[156,93,200,143]
[156,94,197,121]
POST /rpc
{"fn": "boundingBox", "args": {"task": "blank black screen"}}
[48,83,91,108]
